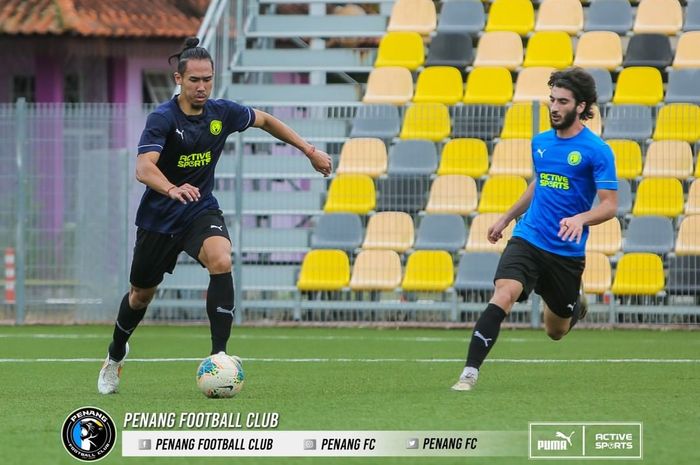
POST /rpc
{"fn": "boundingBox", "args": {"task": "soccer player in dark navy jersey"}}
[98,38,332,394]
[452,68,618,391]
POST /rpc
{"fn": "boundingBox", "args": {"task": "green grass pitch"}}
[0,325,697,465]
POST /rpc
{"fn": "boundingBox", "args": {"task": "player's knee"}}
[546,328,565,341]
[129,287,155,309]
[206,254,232,274]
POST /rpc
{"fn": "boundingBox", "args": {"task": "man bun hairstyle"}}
[168,37,214,75]
[548,67,597,121]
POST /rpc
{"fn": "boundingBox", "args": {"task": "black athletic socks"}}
[465,303,507,369]
[109,292,147,361]
[206,272,235,355]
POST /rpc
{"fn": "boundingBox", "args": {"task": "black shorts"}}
[129,210,230,289]
[494,237,585,318]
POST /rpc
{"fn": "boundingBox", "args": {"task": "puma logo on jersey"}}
[536,148,546,158]
[474,330,493,347]
[175,128,184,140]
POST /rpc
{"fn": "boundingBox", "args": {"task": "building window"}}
[64,73,81,103]
[12,75,35,102]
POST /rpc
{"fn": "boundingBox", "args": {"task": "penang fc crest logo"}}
[210,119,222,136]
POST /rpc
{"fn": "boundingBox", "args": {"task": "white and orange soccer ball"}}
[196,353,245,398]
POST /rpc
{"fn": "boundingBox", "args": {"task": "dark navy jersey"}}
[513,127,618,257]
[135,96,255,234]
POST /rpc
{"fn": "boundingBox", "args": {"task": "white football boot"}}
[451,367,478,391]
[97,343,129,394]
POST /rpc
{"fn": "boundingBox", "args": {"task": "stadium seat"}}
[478,175,528,213]
[513,67,556,103]
[500,103,550,139]
[584,105,602,136]
[652,104,700,143]
[349,250,403,291]
[350,105,401,139]
[485,0,535,36]
[437,0,485,35]
[399,103,451,141]
[489,139,533,178]
[612,67,664,105]
[473,31,523,70]
[424,175,478,215]
[584,0,633,35]
[675,215,700,255]
[666,255,700,295]
[465,213,515,253]
[324,174,376,214]
[462,67,513,105]
[686,179,700,215]
[387,0,437,35]
[297,249,350,291]
[425,32,474,68]
[593,178,632,216]
[363,67,414,105]
[336,138,388,178]
[362,211,415,252]
[437,138,489,177]
[586,217,622,256]
[414,214,467,252]
[623,34,673,69]
[673,32,700,68]
[375,176,431,213]
[684,0,700,32]
[622,216,675,255]
[632,177,684,217]
[582,252,612,294]
[665,69,700,104]
[607,139,642,180]
[387,140,438,176]
[401,250,455,291]
[413,66,464,104]
[642,141,694,180]
[451,104,507,140]
[573,32,622,71]
[633,0,682,35]
[535,0,583,35]
[601,105,653,141]
[375,32,424,70]
[311,213,364,251]
[454,252,501,293]
[587,68,614,104]
[611,253,665,296]
[523,32,573,69]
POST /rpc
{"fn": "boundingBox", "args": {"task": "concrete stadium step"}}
[241,228,310,253]
[214,190,324,215]
[246,14,387,38]
[233,49,376,73]
[217,155,328,179]
[242,119,349,143]
[228,84,361,104]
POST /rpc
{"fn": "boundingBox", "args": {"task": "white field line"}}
[0,357,697,363]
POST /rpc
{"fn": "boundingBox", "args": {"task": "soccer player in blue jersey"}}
[98,38,332,394]
[452,68,618,391]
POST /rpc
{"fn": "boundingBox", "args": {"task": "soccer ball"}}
[196,353,245,398]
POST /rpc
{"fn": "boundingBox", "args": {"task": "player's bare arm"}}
[252,109,332,177]
[135,151,201,204]
[558,189,617,243]
[488,181,536,243]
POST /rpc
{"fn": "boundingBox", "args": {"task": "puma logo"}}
[474,330,492,347]
[216,306,235,317]
[536,148,546,158]
[210,225,223,231]
[555,431,575,447]
[175,128,184,140]
[567,302,576,312]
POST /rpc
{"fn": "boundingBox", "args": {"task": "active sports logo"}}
[529,422,642,460]
[210,119,222,135]
[62,407,116,461]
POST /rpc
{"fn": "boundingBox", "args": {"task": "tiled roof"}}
[0,0,209,37]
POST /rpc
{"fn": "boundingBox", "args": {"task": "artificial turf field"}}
[0,325,697,465]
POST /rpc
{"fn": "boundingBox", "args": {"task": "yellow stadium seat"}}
[586,217,622,256]
[675,215,700,255]
[686,180,700,215]
[582,252,612,294]
[473,32,523,70]
[401,250,454,291]
[535,0,583,35]
[611,253,665,296]
[573,31,623,71]
[673,32,700,69]
[485,0,535,36]
[633,0,682,35]
[425,175,478,215]
[465,213,515,253]
[399,103,451,141]
[297,249,350,291]
[652,104,700,143]
[413,66,464,105]
[387,0,437,35]
[523,32,573,69]
[463,67,513,105]
[612,67,663,105]
[489,139,532,178]
[375,32,424,70]
[642,140,693,179]
[478,175,528,213]
[349,250,403,291]
[336,138,388,179]
[437,138,489,178]
[363,211,414,252]
[500,103,551,139]
[583,104,602,136]
[363,67,414,105]
[513,67,556,103]
[324,174,376,214]
[607,140,642,180]
[632,177,684,217]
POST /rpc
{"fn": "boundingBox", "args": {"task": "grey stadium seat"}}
[587,68,613,104]
[387,140,438,176]
[684,1,700,32]
[622,34,673,69]
[601,105,653,141]
[584,0,633,35]
[665,69,700,104]
[375,175,431,214]
[622,216,675,255]
[666,255,700,295]
[350,105,400,139]
[593,179,632,216]
[413,214,467,251]
[451,105,505,140]
[437,1,485,36]
[310,214,363,251]
[425,32,474,69]
[454,252,500,292]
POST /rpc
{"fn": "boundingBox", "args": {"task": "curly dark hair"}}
[168,37,214,75]
[547,68,597,121]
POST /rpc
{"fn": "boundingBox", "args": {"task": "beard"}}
[550,108,578,130]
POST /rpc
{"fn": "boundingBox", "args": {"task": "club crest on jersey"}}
[210,120,222,136]
[567,151,582,166]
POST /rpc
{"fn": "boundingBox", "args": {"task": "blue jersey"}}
[135,96,255,234]
[512,127,618,257]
